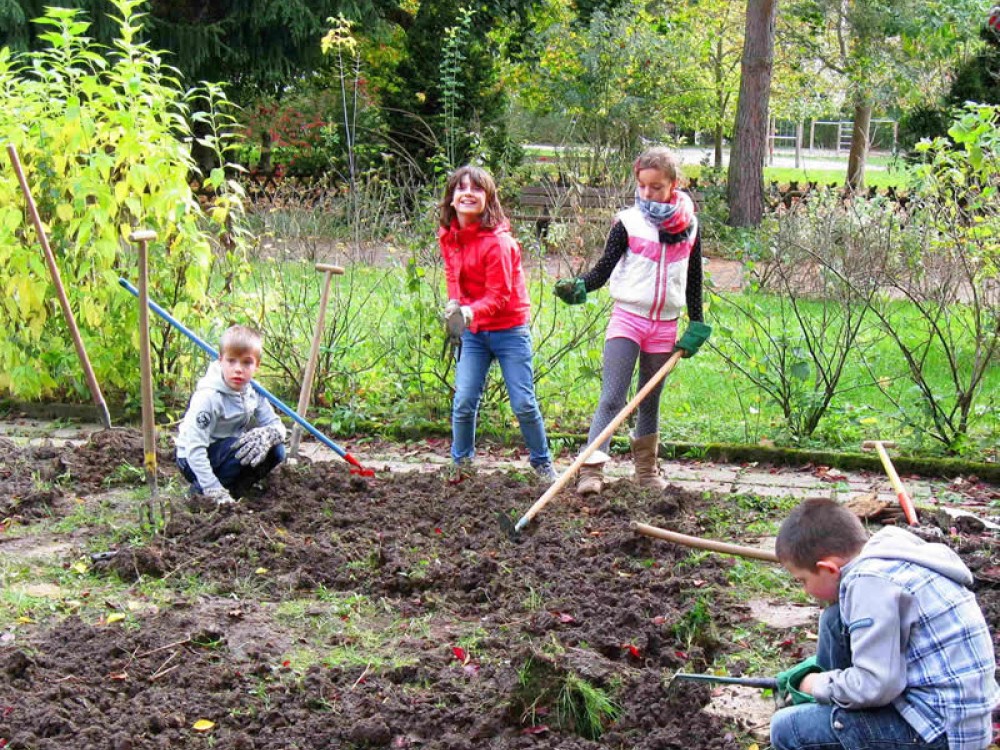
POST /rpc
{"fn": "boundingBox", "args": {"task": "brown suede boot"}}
[576,456,607,496]
[631,433,667,490]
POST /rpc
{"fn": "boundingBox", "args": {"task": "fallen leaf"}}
[254,567,268,575]
[106,613,126,624]
[192,719,215,732]
[71,561,89,574]
[521,725,549,735]
[451,646,468,664]
[108,671,128,681]
[624,644,641,659]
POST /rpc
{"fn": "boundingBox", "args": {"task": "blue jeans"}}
[176,435,286,498]
[451,325,551,468]
[770,607,948,750]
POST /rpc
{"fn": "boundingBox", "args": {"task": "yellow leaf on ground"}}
[192,719,215,732]
[106,613,125,624]
[254,567,268,575]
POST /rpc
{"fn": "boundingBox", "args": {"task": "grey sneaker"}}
[532,462,558,482]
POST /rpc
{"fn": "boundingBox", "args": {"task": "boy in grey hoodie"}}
[771,497,999,750]
[175,325,286,504]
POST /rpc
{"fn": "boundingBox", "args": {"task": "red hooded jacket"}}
[439,219,530,332]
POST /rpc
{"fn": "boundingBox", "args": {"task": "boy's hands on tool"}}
[554,278,587,305]
[673,321,712,358]
[776,655,821,707]
[235,425,284,467]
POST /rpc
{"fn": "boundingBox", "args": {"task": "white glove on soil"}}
[234,425,284,467]
[205,487,235,505]
[460,305,473,325]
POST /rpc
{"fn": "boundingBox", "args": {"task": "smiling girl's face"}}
[451,175,488,227]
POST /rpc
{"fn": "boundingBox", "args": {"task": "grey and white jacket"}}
[175,361,285,492]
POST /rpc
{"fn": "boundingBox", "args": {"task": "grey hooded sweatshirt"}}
[175,361,285,492]
[812,526,999,750]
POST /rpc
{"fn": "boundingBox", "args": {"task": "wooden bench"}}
[511,184,632,235]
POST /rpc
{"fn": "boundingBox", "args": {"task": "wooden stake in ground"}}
[129,228,165,528]
[7,144,112,430]
[290,263,345,458]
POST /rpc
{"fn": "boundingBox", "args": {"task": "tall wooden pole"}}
[7,144,112,429]
[129,229,160,526]
[290,263,344,458]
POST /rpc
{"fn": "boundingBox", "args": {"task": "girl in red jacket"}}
[439,165,556,481]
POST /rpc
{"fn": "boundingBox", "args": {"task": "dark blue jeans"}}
[176,435,286,498]
[770,606,948,750]
[451,325,551,468]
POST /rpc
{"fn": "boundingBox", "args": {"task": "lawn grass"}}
[236,258,998,461]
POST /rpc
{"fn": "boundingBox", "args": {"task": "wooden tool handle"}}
[315,263,345,275]
[872,442,918,526]
[633,521,779,562]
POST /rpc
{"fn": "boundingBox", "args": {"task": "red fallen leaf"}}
[2,706,13,717]
[552,611,576,624]
[282,660,291,668]
[521,725,549,735]
[624,644,641,659]
[652,616,666,625]
[675,650,688,660]
[452,647,468,664]
[434,528,442,534]
[0,738,7,748]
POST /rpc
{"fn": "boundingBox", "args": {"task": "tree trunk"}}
[714,123,724,170]
[726,0,777,227]
[714,36,725,170]
[847,102,871,191]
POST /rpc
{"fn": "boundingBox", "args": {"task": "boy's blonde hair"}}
[634,147,684,186]
[220,325,263,361]
[439,165,507,229]
[775,498,868,570]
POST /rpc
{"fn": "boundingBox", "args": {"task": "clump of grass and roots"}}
[511,656,621,740]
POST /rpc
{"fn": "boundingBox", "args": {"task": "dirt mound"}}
[0,429,177,520]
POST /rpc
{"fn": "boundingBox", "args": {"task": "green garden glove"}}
[554,278,587,305]
[673,321,712,358]
[776,655,821,706]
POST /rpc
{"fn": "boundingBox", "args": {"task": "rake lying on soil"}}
[119,278,375,477]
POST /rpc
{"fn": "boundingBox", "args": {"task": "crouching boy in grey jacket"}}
[176,325,286,504]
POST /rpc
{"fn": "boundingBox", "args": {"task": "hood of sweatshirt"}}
[851,526,973,587]
[197,360,245,396]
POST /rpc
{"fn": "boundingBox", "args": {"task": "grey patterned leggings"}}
[587,337,670,452]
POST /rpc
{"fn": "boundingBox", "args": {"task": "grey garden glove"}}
[204,486,235,505]
[554,277,587,305]
[234,425,284,467]
[672,321,712,358]
[443,299,473,326]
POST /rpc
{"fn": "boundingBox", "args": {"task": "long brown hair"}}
[438,165,507,229]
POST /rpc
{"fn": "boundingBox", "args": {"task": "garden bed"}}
[0,429,998,749]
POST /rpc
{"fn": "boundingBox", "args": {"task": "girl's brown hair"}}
[439,165,507,229]
[633,146,685,186]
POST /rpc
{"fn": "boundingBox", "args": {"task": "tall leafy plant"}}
[0,0,243,401]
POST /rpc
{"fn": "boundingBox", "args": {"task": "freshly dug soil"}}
[1,430,998,749]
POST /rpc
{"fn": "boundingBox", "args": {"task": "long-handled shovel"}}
[7,144,112,430]
[118,278,375,477]
[861,440,918,526]
[501,322,711,539]
[632,521,779,563]
[289,263,345,458]
[669,672,778,692]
